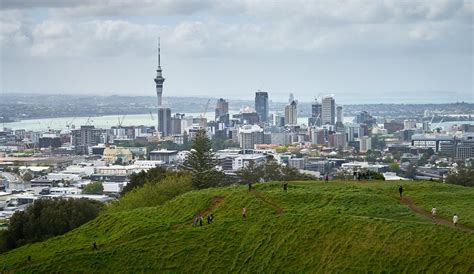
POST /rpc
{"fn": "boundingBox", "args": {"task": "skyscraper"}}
[255,91,269,123]
[154,38,171,137]
[215,98,229,126]
[321,95,335,125]
[308,98,322,127]
[285,100,298,125]
[336,105,344,132]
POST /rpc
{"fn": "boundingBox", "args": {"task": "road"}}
[0,172,21,183]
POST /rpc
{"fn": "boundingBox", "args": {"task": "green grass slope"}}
[1,181,474,272]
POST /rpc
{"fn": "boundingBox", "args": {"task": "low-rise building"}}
[149,149,178,164]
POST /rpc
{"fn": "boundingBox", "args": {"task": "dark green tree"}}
[236,160,264,184]
[0,198,102,253]
[122,166,181,194]
[83,182,104,194]
[183,129,226,189]
[446,163,474,187]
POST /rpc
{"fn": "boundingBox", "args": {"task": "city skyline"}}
[1,0,472,103]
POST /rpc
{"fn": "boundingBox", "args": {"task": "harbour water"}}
[1,113,472,131]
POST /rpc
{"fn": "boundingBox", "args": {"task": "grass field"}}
[1,180,473,272]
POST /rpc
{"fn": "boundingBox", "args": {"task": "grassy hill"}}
[1,181,473,272]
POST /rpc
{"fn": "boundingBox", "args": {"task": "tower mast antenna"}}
[158,37,161,68]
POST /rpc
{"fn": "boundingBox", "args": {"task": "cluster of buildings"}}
[1,41,473,221]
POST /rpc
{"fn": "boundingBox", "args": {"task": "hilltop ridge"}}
[1,181,473,272]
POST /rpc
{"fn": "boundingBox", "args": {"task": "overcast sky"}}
[0,0,472,103]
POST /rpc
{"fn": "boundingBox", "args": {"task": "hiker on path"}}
[199,215,203,226]
[453,214,458,227]
[283,183,288,192]
[398,186,403,197]
[210,214,214,223]
[93,240,98,251]
[242,207,247,221]
[325,174,329,182]
[193,216,199,226]
[431,207,437,220]
[207,215,211,224]
[248,182,252,191]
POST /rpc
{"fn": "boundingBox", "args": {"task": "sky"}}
[0,0,473,104]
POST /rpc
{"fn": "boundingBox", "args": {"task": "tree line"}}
[0,198,102,253]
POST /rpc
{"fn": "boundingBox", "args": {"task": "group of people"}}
[354,171,371,181]
[193,214,214,226]
[400,186,460,227]
[431,207,459,226]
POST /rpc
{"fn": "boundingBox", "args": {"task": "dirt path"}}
[249,189,284,215]
[199,196,225,216]
[400,197,473,233]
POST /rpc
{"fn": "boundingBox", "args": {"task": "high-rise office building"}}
[308,98,322,127]
[336,105,344,132]
[322,95,335,125]
[154,38,172,137]
[285,100,298,125]
[239,125,264,149]
[255,91,269,123]
[215,98,229,126]
[72,125,103,154]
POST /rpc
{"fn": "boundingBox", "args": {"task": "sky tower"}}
[154,38,171,137]
[155,38,165,106]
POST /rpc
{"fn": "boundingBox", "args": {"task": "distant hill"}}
[1,181,473,272]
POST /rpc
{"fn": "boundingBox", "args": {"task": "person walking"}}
[193,216,198,226]
[199,215,203,226]
[398,186,403,197]
[283,183,288,192]
[325,174,329,182]
[207,215,211,224]
[242,207,247,221]
[248,182,252,192]
[210,214,214,223]
[92,240,98,251]
[431,207,437,220]
[453,214,458,227]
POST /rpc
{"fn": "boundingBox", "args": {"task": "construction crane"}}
[118,114,127,127]
[66,117,76,130]
[85,116,93,126]
[200,99,211,129]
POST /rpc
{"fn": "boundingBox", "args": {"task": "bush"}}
[83,182,103,194]
[122,166,183,194]
[109,174,194,213]
[0,198,102,253]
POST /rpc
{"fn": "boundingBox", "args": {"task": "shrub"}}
[109,174,194,213]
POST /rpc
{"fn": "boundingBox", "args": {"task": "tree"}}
[22,171,33,182]
[183,129,226,189]
[389,162,400,173]
[122,166,182,194]
[371,135,386,150]
[404,163,417,179]
[262,156,283,182]
[236,160,264,184]
[0,198,102,253]
[446,163,474,187]
[83,182,104,195]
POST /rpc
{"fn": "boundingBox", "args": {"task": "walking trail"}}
[400,196,473,233]
[249,189,284,215]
